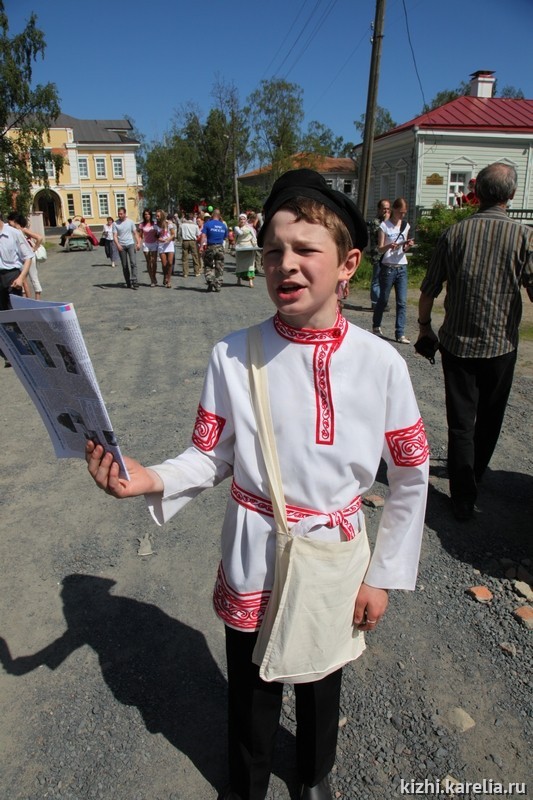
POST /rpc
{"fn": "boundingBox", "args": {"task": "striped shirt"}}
[421,206,533,358]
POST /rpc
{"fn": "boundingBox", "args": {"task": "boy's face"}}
[262,210,361,329]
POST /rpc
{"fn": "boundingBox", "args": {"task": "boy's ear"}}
[340,248,362,280]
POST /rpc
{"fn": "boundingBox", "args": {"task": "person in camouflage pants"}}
[201,209,228,292]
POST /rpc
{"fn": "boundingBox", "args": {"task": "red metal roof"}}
[239,154,355,180]
[378,96,533,139]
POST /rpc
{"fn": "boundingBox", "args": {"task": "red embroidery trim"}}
[385,417,429,467]
[314,341,337,444]
[273,313,347,445]
[192,404,226,452]
[212,562,270,630]
[231,480,361,541]
[273,311,347,344]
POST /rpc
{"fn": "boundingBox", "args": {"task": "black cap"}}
[257,168,368,250]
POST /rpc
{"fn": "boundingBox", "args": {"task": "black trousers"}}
[225,625,342,800]
[441,346,517,503]
[0,267,21,311]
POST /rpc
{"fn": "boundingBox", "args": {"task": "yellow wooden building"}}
[27,114,142,227]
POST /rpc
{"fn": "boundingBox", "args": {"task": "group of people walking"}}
[96,206,263,294]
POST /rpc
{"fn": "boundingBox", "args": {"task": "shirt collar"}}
[273,311,347,345]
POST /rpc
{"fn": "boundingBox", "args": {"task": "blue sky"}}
[6,0,533,149]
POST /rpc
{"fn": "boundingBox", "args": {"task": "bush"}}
[410,202,476,275]
[352,254,373,287]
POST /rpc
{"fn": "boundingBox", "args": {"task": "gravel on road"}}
[0,243,531,800]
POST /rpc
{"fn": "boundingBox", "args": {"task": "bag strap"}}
[247,325,289,535]
[394,219,408,241]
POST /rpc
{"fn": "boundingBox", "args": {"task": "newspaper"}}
[0,296,129,479]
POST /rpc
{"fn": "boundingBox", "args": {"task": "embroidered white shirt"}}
[146,313,429,631]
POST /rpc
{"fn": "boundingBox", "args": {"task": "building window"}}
[325,179,333,189]
[44,151,55,179]
[112,158,124,178]
[81,193,92,216]
[98,194,110,216]
[78,157,89,179]
[395,172,406,198]
[380,175,390,199]
[448,172,468,206]
[95,157,106,178]
[343,180,352,194]
[115,193,126,213]
[67,194,75,216]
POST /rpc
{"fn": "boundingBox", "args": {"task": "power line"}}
[307,27,371,116]
[271,0,324,78]
[282,0,339,80]
[261,0,311,80]
[400,0,428,111]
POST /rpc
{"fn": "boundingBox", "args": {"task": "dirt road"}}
[0,244,531,799]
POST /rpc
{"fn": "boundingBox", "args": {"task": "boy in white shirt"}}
[86,169,428,800]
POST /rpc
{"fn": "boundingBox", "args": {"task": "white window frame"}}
[67,194,75,216]
[98,193,110,217]
[78,157,89,179]
[395,172,406,198]
[380,174,390,200]
[94,157,107,179]
[81,193,93,216]
[112,157,124,179]
[343,179,353,194]
[44,150,55,179]
[448,171,469,206]
[445,157,477,207]
[115,192,126,214]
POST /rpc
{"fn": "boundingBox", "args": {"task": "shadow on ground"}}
[0,574,298,796]
[425,468,532,577]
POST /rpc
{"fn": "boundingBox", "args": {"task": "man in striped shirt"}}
[417,162,533,521]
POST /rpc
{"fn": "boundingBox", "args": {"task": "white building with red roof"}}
[239,154,357,200]
[353,71,533,221]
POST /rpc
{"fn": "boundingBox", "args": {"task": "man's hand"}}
[353,583,389,631]
[85,441,163,498]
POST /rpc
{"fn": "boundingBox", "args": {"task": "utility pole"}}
[233,150,240,218]
[357,0,386,220]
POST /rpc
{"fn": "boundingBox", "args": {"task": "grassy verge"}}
[351,255,426,290]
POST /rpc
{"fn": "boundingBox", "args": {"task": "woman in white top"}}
[372,197,414,344]
[7,213,43,299]
[102,216,118,268]
[156,210,175,288]
[234,213,257,287]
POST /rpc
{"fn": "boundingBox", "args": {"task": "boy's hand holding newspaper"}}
[86,441,163,498]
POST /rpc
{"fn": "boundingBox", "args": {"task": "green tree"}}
[0,2,62,215]
[245,79,304,183]
[354,106,396,139]
[423,82,470,112]
[301,121,347,157]
[423,81,524,112]
[499,85,524,99]
[143,133,196,212]
[408,202,477,276]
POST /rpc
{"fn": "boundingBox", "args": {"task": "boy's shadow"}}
[0,574,296,794]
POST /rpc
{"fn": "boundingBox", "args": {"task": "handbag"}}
[247,325,370,684]
[99,237,107,247]
[35,244,47,261]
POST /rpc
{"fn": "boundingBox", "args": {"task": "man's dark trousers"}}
[441,346,517,503]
